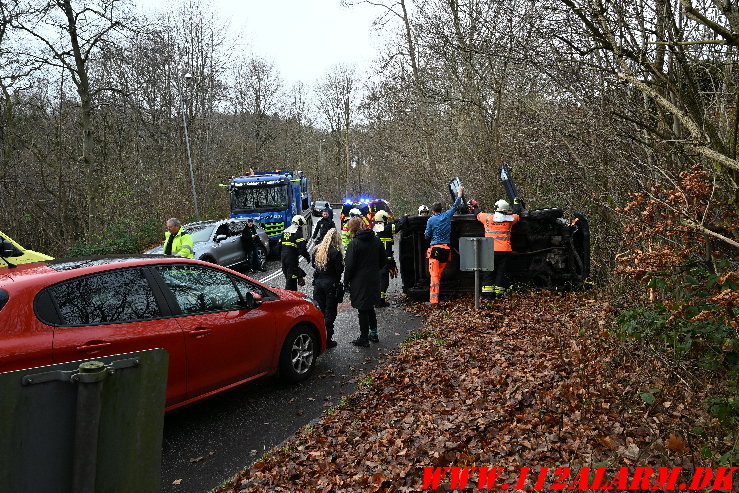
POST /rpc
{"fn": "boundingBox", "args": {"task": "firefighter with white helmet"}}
[373,209,390,223]
[417,205,430,216]
[372,209,408,308]
[280,215,310,290]
[494,199,512,213]
[476,198,521,298]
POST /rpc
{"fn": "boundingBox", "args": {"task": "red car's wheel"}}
[279,325,317,383]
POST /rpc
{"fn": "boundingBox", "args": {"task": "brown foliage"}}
[614,165,738,328]
[615,164,737,281]
[213,292,727,492]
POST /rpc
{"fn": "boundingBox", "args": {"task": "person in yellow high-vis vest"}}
[476,200,520,298]
[164,218,195,258]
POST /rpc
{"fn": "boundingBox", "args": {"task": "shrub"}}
[614,164,738,374]
[67,217,163,256]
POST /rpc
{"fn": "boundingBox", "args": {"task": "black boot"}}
[351,338,369,347]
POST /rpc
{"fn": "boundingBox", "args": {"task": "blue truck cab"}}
[228,170,312,247]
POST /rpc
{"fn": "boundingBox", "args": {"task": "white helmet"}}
[374,210,390,222]
[418,205,430,214]
[349,208,361,217]
[291,215,306,225]
[494,199,512,213]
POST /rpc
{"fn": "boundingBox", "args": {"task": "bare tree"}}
[316,65,357,196]
[232,56,282,169]
[11,0,132,236]
[559,0,739,216]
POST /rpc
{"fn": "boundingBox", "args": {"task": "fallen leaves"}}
[667,433,687,454]
[212,292,729,493]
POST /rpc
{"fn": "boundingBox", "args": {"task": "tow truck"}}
[228,170,312,248]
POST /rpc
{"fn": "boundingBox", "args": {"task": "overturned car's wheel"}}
[279,325,317,383]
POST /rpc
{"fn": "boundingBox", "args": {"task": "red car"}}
[0,256,326,411]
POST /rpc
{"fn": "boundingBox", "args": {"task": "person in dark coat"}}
[311,228,343,348]
[312,207,335,245]
[280,216,310,290]
[241,218,265,272]
[343,222,387,346]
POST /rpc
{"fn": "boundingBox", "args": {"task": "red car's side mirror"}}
[243,291,263,309]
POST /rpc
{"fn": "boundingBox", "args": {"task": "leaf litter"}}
[212,291,731,492]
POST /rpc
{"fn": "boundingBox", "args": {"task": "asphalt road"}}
[160,213,422,493]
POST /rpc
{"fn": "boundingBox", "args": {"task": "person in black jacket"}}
[280,216,310,290]
[312,207,335,245]
[311,228,343,348]
[343,221,387,346]
[241,218,265,272]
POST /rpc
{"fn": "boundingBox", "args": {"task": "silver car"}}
[311,200,331,217]
[146,219,270,270]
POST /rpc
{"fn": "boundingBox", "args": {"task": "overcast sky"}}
[203,0,382,87]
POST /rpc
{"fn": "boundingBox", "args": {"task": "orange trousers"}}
[427,244,451,304]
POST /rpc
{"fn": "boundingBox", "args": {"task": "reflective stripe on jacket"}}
[280,230,309,260]
[164,230,195,258]
[476,212,520,251]
[373,216,407,260]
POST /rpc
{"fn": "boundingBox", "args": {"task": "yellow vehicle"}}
[0,230,53,267]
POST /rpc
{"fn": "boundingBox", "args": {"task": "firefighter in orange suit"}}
[423,185,464,306]
[476,199,520,298]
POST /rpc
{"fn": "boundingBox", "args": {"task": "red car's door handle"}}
[187,327,212,337]
[76,341,112,351]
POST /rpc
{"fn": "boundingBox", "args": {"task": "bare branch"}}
[618,71,739,173]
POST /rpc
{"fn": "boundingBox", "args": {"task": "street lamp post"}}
[180,72,199,219]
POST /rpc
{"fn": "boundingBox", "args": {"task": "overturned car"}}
[398,167,590,301]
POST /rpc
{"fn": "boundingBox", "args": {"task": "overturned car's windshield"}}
[231,184,289,211]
